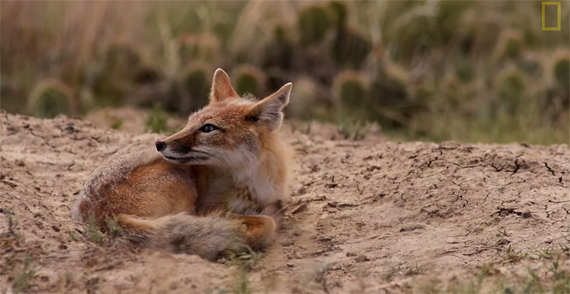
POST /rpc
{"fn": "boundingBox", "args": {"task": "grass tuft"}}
[85,215,104,244]
[225,246,262,294]
[337,119,374,140]
[110,118,124,130]
[145,103,170,133]
[504,245,527,263]
[105,217,123,239]
[11,256,38,294]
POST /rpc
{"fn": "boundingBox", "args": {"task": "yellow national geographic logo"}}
[542,2,561,31]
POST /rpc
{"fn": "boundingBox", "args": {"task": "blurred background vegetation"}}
[1,1,568,144]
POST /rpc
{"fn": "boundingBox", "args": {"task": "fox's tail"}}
[116,212,276,260]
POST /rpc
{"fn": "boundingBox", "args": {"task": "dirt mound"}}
[1,110,569,293]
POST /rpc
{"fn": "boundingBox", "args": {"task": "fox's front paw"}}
[233,214,276,249]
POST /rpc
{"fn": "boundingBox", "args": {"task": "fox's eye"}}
[199,124,218,133]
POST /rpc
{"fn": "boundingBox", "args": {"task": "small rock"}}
[281,240,294,247]
[497,238,511,245]
[64,124,76,134]
[293,184,306,195]
[521,211,532,218]
[355,255,369,263]
[287,262,295,268]
[399,224,425,232]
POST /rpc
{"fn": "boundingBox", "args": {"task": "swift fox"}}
[72,69,294,260]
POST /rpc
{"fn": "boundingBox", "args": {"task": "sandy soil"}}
[1,109,569,294]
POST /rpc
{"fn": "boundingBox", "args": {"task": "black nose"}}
[155,141,166,152]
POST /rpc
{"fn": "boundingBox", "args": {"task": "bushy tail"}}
[117,212,276,260]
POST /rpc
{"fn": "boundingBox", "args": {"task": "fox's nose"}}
[155,141,167,152]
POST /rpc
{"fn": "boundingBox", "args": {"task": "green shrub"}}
[495,30,524,60]
[497,67,527,115]
[329,2,371,69]
[333,71,369,120]
[553,50,570,88]
[145,103,170,133]
[517,53,544,77]
[28,80,75,118]
[287,77,331,121]
[232,65,265,97]
[369,63,413,127]
[133,64,163,85]
[91,44,144,107]
[180,62,210,112]
[297,5,332,46]
[455,54,476,83]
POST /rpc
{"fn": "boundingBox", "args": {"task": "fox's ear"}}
[210,68,239,103]
[246,83,292,131]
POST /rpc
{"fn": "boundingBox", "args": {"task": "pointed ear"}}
[210,68,239,103]
[246,83,292,131]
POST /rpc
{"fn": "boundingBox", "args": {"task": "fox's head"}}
[156,68,292,169]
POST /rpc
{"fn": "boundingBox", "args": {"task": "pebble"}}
[355,254,369,262]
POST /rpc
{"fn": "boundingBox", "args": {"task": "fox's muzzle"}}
[155,141,167,152]
[155,139,209,164]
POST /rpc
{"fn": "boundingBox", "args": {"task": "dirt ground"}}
[1,108,569,294]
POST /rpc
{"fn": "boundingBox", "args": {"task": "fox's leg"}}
[230,214,276,249]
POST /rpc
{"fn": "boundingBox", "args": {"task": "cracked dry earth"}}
[1,109,569,294]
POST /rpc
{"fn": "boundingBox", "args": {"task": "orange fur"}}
[72,69,294,260]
